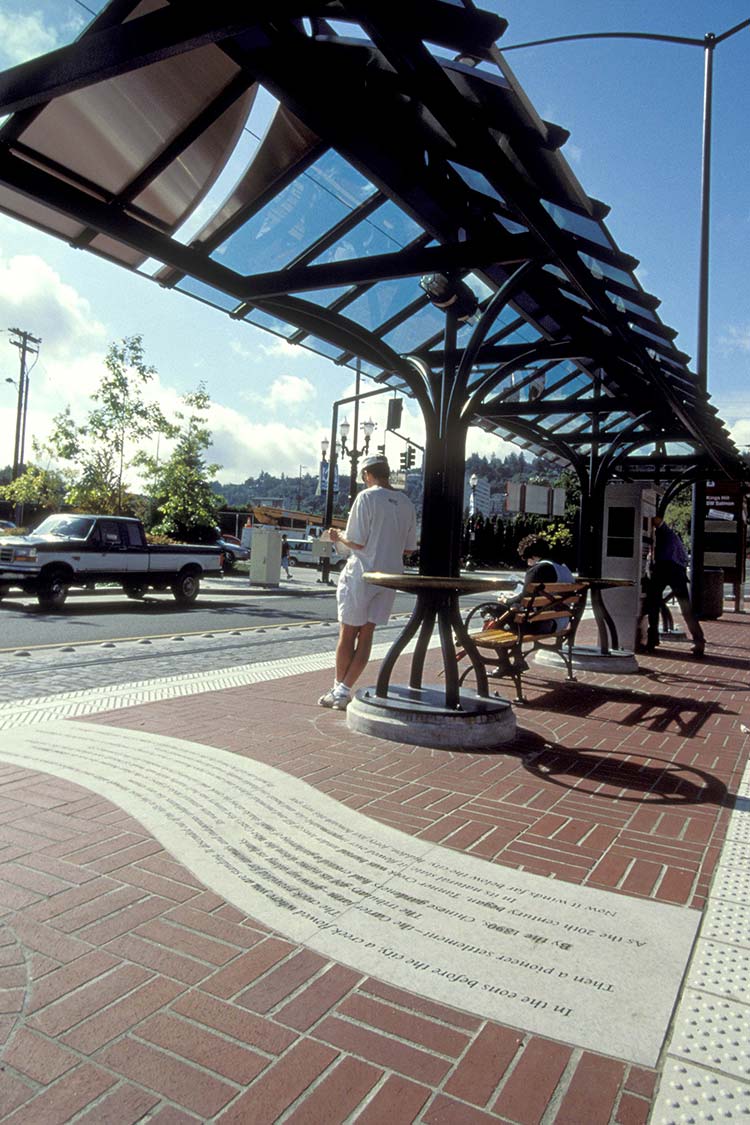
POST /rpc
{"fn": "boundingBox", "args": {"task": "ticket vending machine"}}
[601,483,661,651]
[248,525,281,586]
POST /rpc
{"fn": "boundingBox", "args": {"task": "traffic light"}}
[399,450,408,471]
[406,445,416,468]
[386,397,403,432]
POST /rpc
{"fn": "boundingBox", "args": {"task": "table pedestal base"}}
[346,684,516,750]
[534,646,638,675]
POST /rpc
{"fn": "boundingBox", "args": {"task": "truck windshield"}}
[34,516,96,539]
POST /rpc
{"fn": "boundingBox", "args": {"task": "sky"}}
[0,0,748,486]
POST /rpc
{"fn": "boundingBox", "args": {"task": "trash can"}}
[699,568,724,619]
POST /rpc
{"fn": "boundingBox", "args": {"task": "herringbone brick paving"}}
[0,615,748,1122]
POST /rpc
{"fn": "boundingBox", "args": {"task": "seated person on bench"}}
[489,534,574,635]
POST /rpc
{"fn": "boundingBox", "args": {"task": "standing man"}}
[645,515,705,657]
[280,534,292,580]
[319,454,417,710]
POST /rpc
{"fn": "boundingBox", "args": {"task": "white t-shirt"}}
[344,486,418,575]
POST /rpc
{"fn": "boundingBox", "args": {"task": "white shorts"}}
[336,566,396,627]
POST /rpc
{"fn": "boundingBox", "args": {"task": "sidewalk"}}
[0,610,748,1123]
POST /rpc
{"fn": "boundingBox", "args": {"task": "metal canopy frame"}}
[0,2,747,565]
[0,0,743,494]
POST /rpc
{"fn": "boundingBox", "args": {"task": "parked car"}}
[286,537,346,571]
[216,535,249,570]
[0,514,224,608]
[0,520,16,531]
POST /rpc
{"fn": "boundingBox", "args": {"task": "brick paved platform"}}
[1,612,748,1123]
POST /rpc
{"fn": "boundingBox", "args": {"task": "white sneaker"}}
[318,689,350,710]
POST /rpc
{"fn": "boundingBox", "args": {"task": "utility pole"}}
[6,327,41,525]
[7,327,41,477]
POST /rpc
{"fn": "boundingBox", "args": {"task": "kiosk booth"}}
[601,483,661,652]
[248,526,282,586]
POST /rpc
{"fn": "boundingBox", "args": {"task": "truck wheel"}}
[38,571,69,610]
[171,570,200,605]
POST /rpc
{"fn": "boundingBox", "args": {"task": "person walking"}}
[280,534,292,580]
[644,515,705,657]
[318,454,417,711]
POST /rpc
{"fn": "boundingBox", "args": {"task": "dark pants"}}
[645,562,705,648]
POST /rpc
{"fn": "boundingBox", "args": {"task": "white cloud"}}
[0,251,111,467]
[259,338,306,360]
[0,251,106,358]
[719,325,750,354]
[266,374,315,407]
[0,10,60,67]
[728,417,750,452]
[205,401,325,482]
[229,338,255,360]
[466,428,519,461]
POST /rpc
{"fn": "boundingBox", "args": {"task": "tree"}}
[0,462,70,513]
[43,336,173,514]
[139,385,225,540]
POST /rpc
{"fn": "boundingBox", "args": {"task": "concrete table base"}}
[346,683,516,749]
[534,645,639,675]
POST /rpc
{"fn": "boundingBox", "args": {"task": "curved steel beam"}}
[463,339,582,419]
[456,259,540,393]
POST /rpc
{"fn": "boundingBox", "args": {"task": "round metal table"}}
[363,572,517,709]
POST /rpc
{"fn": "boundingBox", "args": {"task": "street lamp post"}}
[296,464,307,511]
[498,18,750,613]
[319,385,392,585]
[465,472,478,570]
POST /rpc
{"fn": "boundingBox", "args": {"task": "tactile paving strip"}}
[651,758,750,1121]
[726,814,750,843]
[690,941,750,1005]
[702,897,750,949]
[652,1058,750,1123]
[711,866,750,902]
[668,989,750,1080]
[0,635,435,730]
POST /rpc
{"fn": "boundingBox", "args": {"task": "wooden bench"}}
[459,581,589,703]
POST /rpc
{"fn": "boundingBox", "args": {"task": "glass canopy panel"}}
[448,161,506,205]
[306,151,380,209]
[559,289,592,310]
[541,200,613,249]
[243,309,297,338]
[628,323,677,351]
[382,304,455,353]
[176,277,240,313]
[605,290,659,322]
[211,152,377,275]
[294,286,353,307]
[496,216,528,235]
[343,279,424,333]
[299,335,347,361]
[578,252,637,290]
[310,200,423,266]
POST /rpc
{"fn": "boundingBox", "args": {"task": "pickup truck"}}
[0,514,224,609]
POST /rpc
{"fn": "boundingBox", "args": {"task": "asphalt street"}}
[0,572,350,650]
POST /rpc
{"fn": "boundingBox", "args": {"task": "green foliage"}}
[141,385,225,540]
[663,497,691,542]
[42,336,174,514]
[0,463,69,511]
